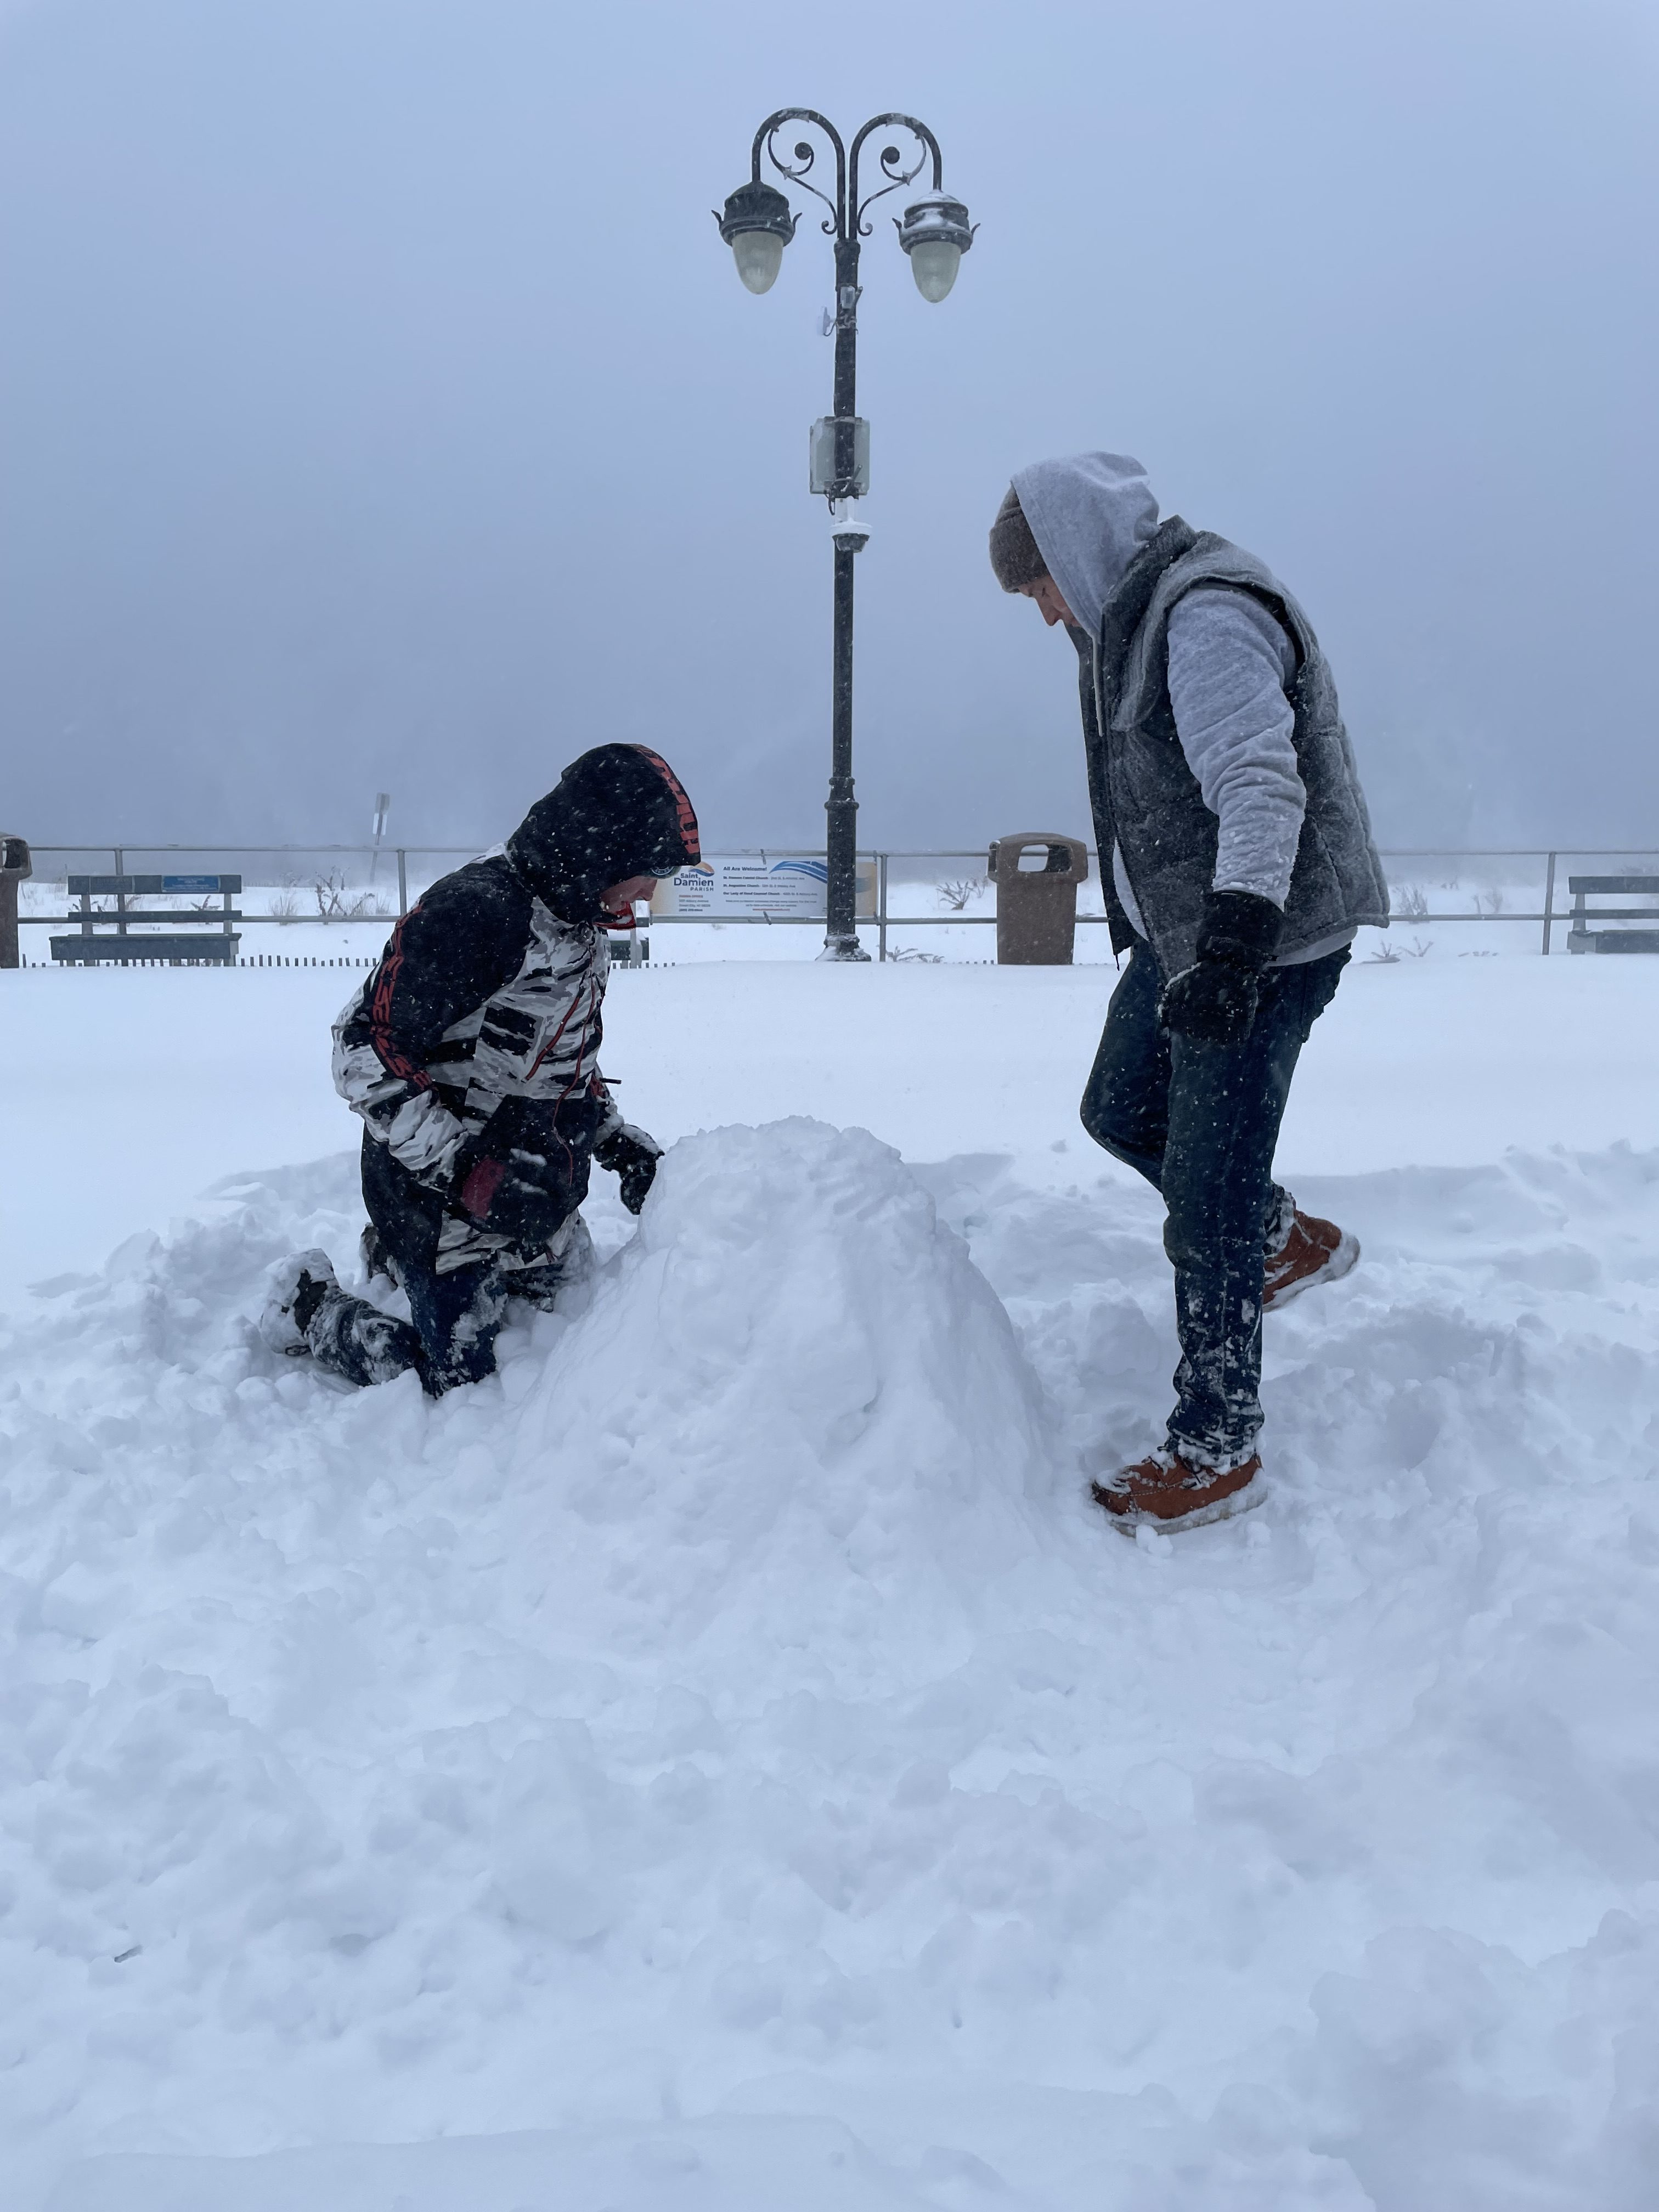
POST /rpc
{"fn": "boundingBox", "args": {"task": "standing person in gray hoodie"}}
[990,454,1388,1532]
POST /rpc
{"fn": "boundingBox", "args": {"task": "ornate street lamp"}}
[716,111,975,960]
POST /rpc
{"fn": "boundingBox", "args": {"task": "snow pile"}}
[497,1117,1051,1700]
[4,1120,1659,2209]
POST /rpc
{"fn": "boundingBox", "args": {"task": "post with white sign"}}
[369,792,391,884]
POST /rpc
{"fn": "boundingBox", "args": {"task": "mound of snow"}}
[497,1118,1052,1686]
[5,1122,1659,2210]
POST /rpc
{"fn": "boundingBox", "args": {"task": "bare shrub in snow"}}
[1391,882,1429,919]
[314,871,388,921]
[937,877,986,912]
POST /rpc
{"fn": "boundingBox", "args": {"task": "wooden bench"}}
[51,874,243,964]
[1566,874,1659,955]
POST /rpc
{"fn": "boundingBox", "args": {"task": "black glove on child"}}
[594,1124,662,1215]
[454,1096,582,1251]
[1157,889,1284,1047]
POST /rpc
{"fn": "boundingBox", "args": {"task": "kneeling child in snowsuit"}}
[261,744,698,1393]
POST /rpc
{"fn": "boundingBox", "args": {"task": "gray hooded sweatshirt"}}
[1012,452,1386,972]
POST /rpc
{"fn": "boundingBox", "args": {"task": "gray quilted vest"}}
[1080,516,1389,976]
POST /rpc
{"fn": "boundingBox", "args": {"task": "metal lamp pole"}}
[717,112,974,961]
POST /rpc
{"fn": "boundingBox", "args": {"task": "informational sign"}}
[650,855,877,920]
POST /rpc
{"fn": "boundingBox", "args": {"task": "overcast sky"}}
[2,0,1655,857]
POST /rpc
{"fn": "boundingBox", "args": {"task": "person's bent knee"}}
[1080,1087,1163,1179]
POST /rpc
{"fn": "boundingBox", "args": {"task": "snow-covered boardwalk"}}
[3,959,1657,2210]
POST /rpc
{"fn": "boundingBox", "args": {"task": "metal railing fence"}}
[13,844,1659,962]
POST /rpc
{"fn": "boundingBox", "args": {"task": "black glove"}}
[594,1123,662,1214]
[1158,890,1284,1046]
[454,1097,579,1251]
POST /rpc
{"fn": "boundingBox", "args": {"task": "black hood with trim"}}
[507,746,700,923]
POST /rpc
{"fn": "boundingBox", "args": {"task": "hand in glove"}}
[1158,889,1284,1047]
[456,1146,568,1248]
[594,1122,662,1215]
[454,1097,577,1250]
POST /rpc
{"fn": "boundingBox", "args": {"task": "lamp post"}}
[717,112,974,961]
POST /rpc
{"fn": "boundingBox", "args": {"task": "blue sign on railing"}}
[161,874,225,893]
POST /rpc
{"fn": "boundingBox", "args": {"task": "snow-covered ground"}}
[3,956,1658,2210]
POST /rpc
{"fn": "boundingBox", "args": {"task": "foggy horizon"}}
[2,0,1656,857]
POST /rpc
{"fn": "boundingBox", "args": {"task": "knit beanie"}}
[988,485,1050,591]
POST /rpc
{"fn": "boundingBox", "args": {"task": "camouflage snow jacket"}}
[332,849,624,1267]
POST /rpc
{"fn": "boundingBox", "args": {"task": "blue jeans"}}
[1080,941,1348,1466]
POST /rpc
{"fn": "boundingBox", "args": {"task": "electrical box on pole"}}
[809,417,870,499]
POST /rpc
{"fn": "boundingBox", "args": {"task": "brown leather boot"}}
[1263,1208,1358,1311]
[1092,1449,1263,1533]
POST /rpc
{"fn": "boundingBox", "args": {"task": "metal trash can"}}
[0,835,31,970]
[987,832,1090,964]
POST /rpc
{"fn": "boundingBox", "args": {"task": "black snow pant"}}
[1079,941,1348,1466]
[303,1130,587,1397]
